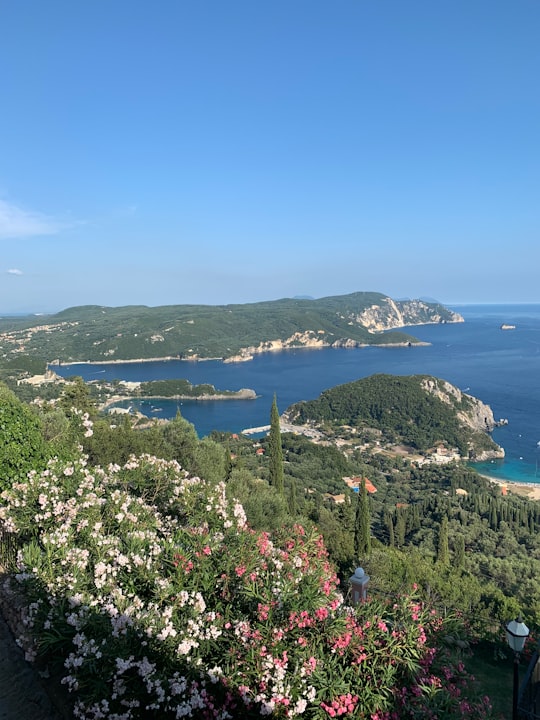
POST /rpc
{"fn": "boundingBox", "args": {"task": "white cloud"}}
[0,199,66,239]
[7,268,23,275]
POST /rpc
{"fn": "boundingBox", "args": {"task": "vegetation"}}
[354,480,371,560]
[0,291,460,363]
[1,446,493,719]
[137,378,250,398]
[0,385,51,490]
[286,373,501,457]
[269,395,284,495]
[0,370,537,718]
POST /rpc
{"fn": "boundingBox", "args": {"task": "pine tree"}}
[268,394,284,495]
[437,515,450,565]
[354,479,371,559]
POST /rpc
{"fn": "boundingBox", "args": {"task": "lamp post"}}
[506,616,530,720]
[349,567,370,606]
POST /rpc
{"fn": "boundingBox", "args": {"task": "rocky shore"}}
[223,338,430,363]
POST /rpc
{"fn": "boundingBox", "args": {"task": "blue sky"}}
[1,1,539,313]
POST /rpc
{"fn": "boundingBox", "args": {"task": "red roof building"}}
[343,476,377,494]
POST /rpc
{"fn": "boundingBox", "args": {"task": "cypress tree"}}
[224,440,234,481]
[437,515,450,565]
[384,511,395,547]
[454,534,465,569]
[268,394,284,495]
[287,477,298,515]
[354,479,371,559]
[395,512,406,547]
[489,503,498,530]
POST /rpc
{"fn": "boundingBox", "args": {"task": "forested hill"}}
[285,373,502,460]
[0,291,462,364]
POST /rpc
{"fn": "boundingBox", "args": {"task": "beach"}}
[481,474,540,500]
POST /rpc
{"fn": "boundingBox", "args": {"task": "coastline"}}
[50,355,222,366]
[48,339,432,368]
[100,389,257,411]
[479,473,540,500]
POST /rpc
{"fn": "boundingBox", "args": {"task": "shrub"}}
[0,384,50,491]
[0,453,492,719]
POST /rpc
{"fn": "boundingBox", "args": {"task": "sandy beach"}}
[480,474,540,500]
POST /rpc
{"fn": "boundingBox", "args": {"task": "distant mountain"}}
[0,291,463,364]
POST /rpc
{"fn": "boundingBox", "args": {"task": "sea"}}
[52,303,540,485]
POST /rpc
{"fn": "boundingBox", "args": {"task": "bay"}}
[53,303,540,484]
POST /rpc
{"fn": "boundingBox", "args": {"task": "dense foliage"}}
[138,379,239,398]
[287,374,499,456]
[269,395,285,495]
[0,292,458,363]
[1,451,492,719]
[0,385,51,490]
[1,373,539,717]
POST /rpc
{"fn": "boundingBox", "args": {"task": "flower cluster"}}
[0,452,492,719]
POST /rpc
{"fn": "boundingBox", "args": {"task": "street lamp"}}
[506,616,530,720]
[349,567,370,605]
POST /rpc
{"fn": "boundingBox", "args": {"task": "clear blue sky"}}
[1,1,538,313]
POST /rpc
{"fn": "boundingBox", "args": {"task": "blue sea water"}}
[53,304,540,484]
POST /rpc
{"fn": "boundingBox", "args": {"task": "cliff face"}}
[420,377,504,460]
[224,298,460,361]
[420,377,496,432]
[224,331,329,362]
[223,329,422,363]
[3,291,462,364]
[353,299,464,333]
[285,373,504,463]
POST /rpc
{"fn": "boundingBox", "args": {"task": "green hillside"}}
[0,382,508,718]
[0,291,461,363]
[286,373,501,457]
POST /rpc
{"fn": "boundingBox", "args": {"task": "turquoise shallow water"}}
[54,303,540,485]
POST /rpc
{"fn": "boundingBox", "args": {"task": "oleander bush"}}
[0,444,493,719]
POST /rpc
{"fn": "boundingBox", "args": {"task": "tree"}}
[268,395,284,495]
[0,384,50,490]
[58,376,97,417]
[193,438,228,484]
[384,511,395,547]
[437,515,450,565]
[454,534,465,569]
[395,511,406,548]
[354,480,371,559]
[287,477,298,515]
[160,412,199,469]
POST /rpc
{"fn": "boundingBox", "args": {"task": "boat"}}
[500,324,516,330]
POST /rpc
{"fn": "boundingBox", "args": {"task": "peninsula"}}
[100,380,257,413]
[0,291,463,366]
